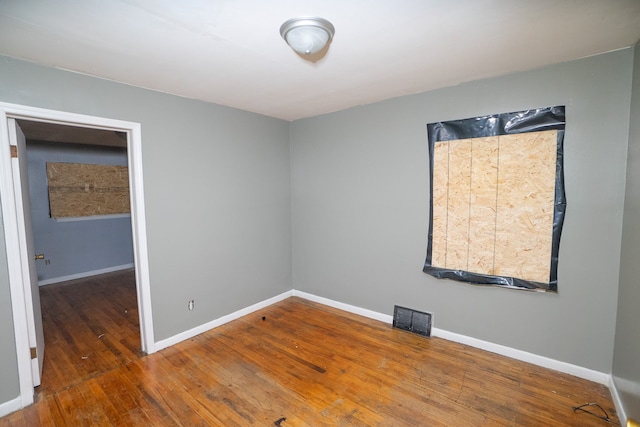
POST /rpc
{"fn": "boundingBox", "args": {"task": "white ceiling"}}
[1,1,639,121]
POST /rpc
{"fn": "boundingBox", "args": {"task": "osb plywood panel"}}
[494,131,557,283]
[431,130,557,283]
[431,141,449,268]
[445,139,472,271]
[47,162,130,218]
[468,137,499,276]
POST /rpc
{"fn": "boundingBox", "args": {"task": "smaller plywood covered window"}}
[423,107,566,291]
[46,162,130,218]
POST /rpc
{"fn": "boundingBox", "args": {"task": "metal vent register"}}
[393,306,432,337]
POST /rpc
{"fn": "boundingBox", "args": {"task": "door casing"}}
[0,102,155,407]
[9,118,44,387]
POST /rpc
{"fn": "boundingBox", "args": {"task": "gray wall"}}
[613,43,640,420]
[0,195,20,404]
[0,55,291,403]
[26,142,133,283]
[290,49,633,373]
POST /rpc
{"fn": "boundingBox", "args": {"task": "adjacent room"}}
[20,122,143,394]
[0,1,639,425]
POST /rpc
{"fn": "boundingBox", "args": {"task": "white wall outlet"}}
[188,300,195,311]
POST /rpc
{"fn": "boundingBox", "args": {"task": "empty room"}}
[1,1,640,426]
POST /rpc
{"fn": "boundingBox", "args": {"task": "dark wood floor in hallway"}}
[37,269,143,396]
[1,272,618,425]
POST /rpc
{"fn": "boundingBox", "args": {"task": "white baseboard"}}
[154,290,294,352]
[293,290,610,386]
[38,263,135,286]
[431,328,610,385]
[609,376,627,426]
[293,290,394,323]
[0,396,22,418]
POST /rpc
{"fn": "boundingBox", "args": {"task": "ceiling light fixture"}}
[280,17,335,56]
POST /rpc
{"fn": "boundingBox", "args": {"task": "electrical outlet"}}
[188,300,195,311]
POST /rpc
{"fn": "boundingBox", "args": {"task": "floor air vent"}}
[393,306,432,337]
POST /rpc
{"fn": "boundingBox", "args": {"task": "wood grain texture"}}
[469,136,499,276]
[431,140,449,268]
[1,272,618,425]
[494,131,557,283]
[36,269,143,396]
[429,131,558,285]
[446,138,472,271]
[46,162,130,218]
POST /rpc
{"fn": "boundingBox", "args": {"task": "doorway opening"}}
[20,121,142,395]
[0,102,154,408]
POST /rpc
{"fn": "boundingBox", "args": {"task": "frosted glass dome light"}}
[280,17,335,56]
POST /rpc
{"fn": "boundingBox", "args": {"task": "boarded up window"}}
[46,162,130,218]
[424,107,566,291]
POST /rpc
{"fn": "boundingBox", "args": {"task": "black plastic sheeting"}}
[423,106,566,292]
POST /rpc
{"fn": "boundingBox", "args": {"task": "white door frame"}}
[0,102,155,407]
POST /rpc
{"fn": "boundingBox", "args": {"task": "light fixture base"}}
[280,17,335,56]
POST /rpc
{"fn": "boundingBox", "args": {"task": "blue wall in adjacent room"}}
[26,141,134,284]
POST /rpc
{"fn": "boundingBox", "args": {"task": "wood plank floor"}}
[1,273,618,426]
[35,269,143,395]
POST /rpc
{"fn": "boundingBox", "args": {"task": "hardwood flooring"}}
[35,269,143,395]
[1,273,618,426]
